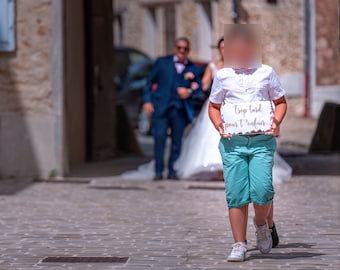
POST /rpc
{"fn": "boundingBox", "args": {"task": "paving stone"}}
[0,176,339,269]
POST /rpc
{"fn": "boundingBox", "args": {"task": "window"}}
[164,4,176,54]
[142,7,158,57]
[0,0,15,52]
[196,0,213,61]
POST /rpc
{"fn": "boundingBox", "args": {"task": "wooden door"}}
[84,0,116,160]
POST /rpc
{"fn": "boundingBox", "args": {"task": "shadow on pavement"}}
[247,243,326,260]
[247,251,325,260]
[248,242,316,253]
[0,178,34,195]
[69,156,151,177]
[248,242,324,260]
[275,242,316,249]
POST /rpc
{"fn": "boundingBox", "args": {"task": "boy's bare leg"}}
[253,203,272,225]
[229,205,248,242]
[267,202,274,227]
[266,201,280,247]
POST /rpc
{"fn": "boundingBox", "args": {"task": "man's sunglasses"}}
[176,46,190,52]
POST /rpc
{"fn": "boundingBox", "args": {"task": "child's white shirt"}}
[209,64,285,104]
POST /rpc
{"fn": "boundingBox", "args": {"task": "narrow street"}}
[0,175,339,269]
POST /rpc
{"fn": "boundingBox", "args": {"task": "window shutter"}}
[0,0,15,52]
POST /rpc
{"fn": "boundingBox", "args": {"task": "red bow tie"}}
[176,60,186,65]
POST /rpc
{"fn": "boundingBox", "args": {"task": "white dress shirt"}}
[209,64,285,104]
[173,56,188,74]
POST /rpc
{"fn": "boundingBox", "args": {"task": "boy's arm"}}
[273,96,287,125]
[208,102,232,138]
[267,96,287,137]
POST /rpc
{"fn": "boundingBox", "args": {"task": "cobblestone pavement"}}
[0,176,339,270]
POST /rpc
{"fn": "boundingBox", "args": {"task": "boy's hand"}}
[266,122,280,137]
[216,122,232,138]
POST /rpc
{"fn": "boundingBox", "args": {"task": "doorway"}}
[64,0,116,174]
[83,0,116,161]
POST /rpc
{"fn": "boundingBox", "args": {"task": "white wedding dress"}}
[120,63,292,183]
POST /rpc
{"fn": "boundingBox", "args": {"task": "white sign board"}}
[221,101,274,135]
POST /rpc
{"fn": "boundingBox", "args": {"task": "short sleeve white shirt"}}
[209,64,285,104]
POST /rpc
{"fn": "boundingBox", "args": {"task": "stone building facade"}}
[114,0,305,96]
[315,0,340,86]
[309,0,340,116]
[0,0,338,178]
[0,0,56,177]
[0,0,115,178]
[114,0,340,116]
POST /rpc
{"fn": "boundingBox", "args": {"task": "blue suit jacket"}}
[143,55,203,122]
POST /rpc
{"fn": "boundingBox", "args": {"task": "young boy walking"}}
[208,26,287,262]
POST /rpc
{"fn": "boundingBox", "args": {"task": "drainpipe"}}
[304,0,311,117]
[232,0,239,24]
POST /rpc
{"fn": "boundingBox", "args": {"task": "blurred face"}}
[224,36,261,68]
[174,40,190,62]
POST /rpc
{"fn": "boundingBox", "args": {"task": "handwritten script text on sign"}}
[221,101,273,134]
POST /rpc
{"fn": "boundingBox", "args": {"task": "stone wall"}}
[310,0,340,117]
[115,0,144,52]
[0,0,52,114]
[241,0,304,76]
[315,0,340,86]
[241,0,305,96]
[0,0,56,178]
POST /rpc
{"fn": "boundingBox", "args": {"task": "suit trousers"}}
[152,108,187,176]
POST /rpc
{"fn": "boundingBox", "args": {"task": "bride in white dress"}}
[121,38,292,183]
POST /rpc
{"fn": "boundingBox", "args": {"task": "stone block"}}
[309,102,340,152]
[0,113,57,178]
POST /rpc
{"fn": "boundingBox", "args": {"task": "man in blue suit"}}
[143,37,203,180]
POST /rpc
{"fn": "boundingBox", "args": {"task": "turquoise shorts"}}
[219,134,276,208]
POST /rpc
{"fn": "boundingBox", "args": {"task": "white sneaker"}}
[253,217,272,254]
[227,242,247,262]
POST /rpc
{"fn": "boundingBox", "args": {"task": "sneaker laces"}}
[256,224,270,241]
[231,242,246,253]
